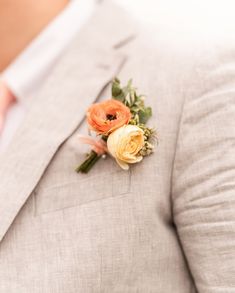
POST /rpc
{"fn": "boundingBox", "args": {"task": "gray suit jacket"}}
[0,1,234,292]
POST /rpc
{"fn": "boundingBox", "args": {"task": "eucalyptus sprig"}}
[112,78,152,124]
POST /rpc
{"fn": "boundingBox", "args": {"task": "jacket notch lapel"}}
[0,0,137,243]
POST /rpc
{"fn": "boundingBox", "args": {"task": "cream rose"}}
[107,125,145,170]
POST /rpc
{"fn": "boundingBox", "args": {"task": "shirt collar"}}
[2,0,96,102]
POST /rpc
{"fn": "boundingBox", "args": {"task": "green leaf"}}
[112,79,153,125]
[131,106,139,112]
[113,92,125,102]
[112,78,123,99]
[138,107,152,124]
[127,79,133,88]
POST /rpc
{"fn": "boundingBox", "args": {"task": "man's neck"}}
[0,0,69,73]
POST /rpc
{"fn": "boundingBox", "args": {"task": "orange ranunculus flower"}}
[86,99,131,135]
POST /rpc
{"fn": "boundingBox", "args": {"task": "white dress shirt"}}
[0,0,96,152]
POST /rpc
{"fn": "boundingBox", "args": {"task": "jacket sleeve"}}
[171,48,235,292]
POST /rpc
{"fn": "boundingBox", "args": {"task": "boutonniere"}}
[76,78,157,173]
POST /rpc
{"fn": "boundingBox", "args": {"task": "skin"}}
[0,0,69,72]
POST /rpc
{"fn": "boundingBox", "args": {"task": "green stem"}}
[76,151,101,174]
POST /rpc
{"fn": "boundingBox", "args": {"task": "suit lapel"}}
[0,1,137,243]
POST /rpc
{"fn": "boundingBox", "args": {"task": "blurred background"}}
[114,0,235,41]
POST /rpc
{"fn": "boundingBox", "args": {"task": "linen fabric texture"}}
[0,1,234,292]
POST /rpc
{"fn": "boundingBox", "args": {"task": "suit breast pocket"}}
[34,161,131,216]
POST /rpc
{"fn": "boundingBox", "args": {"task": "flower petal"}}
[116,158,129,170]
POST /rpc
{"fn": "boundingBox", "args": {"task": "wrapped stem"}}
[76,151,101,174]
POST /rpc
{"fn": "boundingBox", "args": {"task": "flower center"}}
[106,114,117,121]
